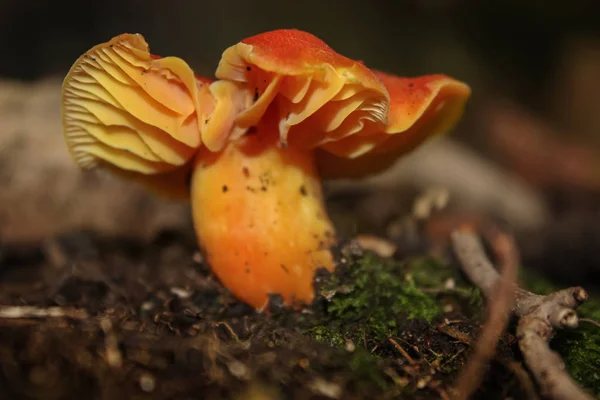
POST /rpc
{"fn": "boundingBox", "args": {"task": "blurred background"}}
[2,0,600,286]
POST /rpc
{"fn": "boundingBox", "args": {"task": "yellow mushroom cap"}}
[61,33,204,176]
[316,70,472,179]
[215,29,390,149]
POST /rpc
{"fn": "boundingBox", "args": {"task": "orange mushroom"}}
[61,29,471,311]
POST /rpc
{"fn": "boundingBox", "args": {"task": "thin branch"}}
[0,306,88,319]
[355,234,397,258]
[579,318,600,329]
[100,317,123,369]
[451,227,518,400]
[388,337,416,364]
[451,229,594,400]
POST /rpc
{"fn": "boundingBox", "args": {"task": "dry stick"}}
[0,305,89,319]
[451,227,519,400]
[388,337,416,364]
[100,317,123,369]
[579,318,600,328]
[451,230,594,400]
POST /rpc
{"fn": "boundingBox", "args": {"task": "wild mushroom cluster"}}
[61,29,471,310]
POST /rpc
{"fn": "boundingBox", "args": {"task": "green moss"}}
[553,325,600,397]
[404,255,484,310]
[518,268,557,295]
[307,325,346,347]
[302,250,600,396]
[318,252,441,342]
[402,256,456,288]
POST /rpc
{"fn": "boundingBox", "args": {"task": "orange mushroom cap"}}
[316,70,471,179]
[215,29,390,150]
[214,29,470,178]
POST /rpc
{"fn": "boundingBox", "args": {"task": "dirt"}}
[1,225,597,400]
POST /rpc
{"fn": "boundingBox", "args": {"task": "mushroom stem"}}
[190,118,336,310]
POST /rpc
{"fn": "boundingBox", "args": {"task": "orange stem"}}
[190,121,336,310]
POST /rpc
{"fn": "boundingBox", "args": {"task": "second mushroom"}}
[61,29,471,310]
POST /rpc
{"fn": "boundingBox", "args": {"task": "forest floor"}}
[0,223,598,400]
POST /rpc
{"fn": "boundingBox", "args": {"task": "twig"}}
[355,234,397,258]
[579,318,600,328]
[0,305,88,319]
[516,287,591,400]
[388,337,416,364]
[100,317,123,369]
[502,360,540,400]
[212,321,241,343]
[451,229,594,400]
[451,227,518,400]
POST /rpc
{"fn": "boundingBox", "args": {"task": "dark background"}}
[1,0,597,105]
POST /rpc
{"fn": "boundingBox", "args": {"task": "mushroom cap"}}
[61,33,205,176]
[215,29,390,150]
[62,30,471,196]
[315,70,471,179]
[215,29,470,179]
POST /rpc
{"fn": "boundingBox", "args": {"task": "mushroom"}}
[61,29,471,311]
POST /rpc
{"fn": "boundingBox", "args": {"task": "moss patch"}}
[313,250,442,342]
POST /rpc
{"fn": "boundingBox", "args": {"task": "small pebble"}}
[139,373,156,392]
[309,378,342,399]
[192,251,204,264]
[170,287,191,299]
[345,339,356,352]
[228,360,249,379]
[444,278,456,290]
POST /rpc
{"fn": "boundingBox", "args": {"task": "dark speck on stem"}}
[300,185,307,196]
[222,185,228,193]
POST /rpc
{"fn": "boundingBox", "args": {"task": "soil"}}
[1,225,597,400]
